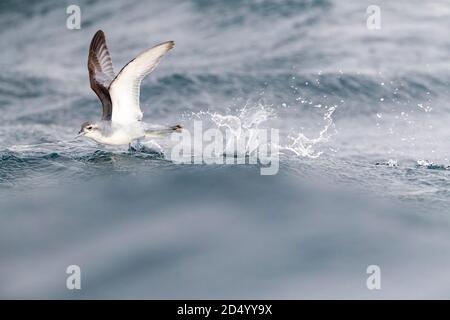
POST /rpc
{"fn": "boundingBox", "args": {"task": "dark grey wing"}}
[88,30,115,121]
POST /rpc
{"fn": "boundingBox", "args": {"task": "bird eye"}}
[87,126,92,130]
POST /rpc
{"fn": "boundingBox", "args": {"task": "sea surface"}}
[2,0,450,298]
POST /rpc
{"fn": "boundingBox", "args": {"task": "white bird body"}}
[83,122,144,145]
[78,30,181,146]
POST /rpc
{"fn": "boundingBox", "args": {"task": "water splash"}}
[375,159,398,167]
[281,106,337,158]
[185,102,336,159]
[416,159,449,170]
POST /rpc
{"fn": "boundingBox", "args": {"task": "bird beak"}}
[76,131,85,138]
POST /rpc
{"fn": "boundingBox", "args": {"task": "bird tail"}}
[145,124,182,138]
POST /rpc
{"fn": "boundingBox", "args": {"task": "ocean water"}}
[2,0,450,299]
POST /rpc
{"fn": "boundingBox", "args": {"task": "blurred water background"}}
[2,0,450,298]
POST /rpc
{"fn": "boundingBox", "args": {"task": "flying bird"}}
[78,30,181,145]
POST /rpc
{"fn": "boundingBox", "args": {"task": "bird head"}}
[77,121,101,140]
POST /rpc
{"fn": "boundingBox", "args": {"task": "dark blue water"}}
[2,0,450,298]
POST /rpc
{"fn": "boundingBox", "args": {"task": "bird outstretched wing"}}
[108,41,174,125]
[88,30,115,121]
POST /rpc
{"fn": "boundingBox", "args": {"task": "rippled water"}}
[2,0,450,298]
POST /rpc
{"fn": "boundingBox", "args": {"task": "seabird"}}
[77,30,181,145]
